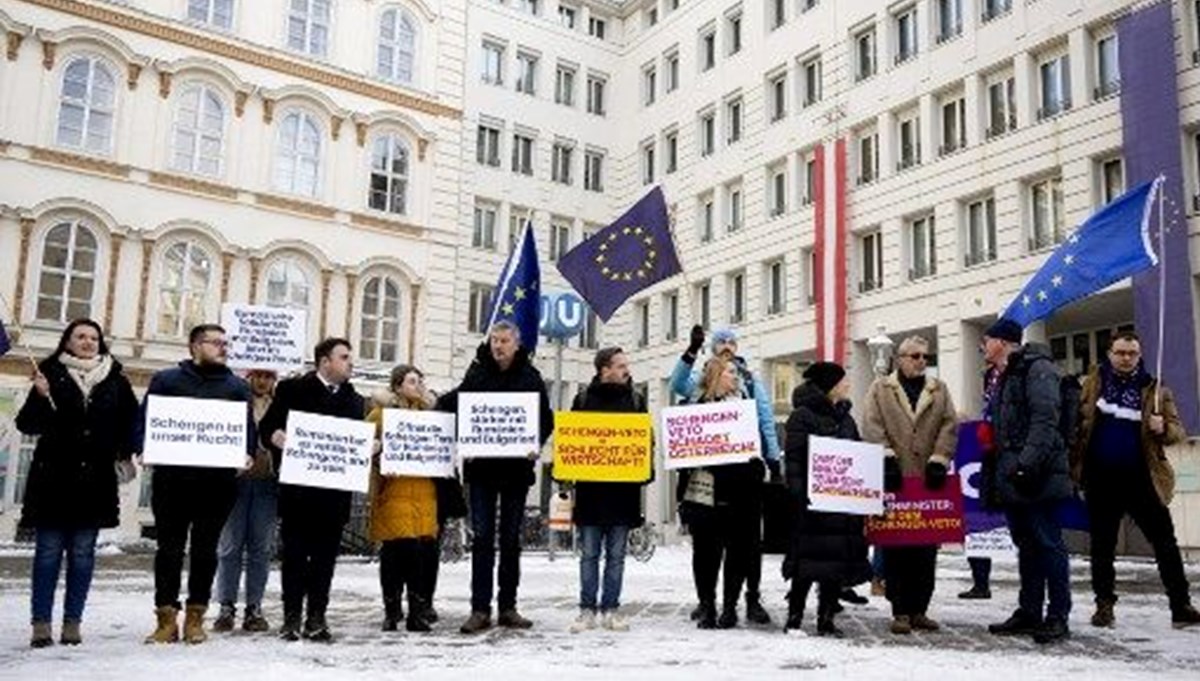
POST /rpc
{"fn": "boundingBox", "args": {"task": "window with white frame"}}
[157,240,212,337]
[56,56,116,154]
[273,111,321,197]
[635,300,650,347]
[1095,33,1120,99]
[286,0,330,57]
[699,109,716,157]
[643,64,657,106]
[695,281,711,329]
[728,271,746,323]
[516,52,537,95]
[482,42,504,85]
[663,290,679,341]
[768,70,787,122]
[509,209,529,252]
[171,84,225,176]
[1029,175,1065,250]
[894,6,918,64]
[511,132,534,176]
[766,259,785,315]
[558,4,577,29]
[981,0,1011,23]
[858,229,884,292]
[519,0,539,16]
[377,8,416,85]
[265,258,311,310]
[473,201,498,249]
[908,214,937,280]
[726,8,743,55]
[857,130,879,184]
[1098,157,1124,205]
[369,134,409,214]
[802,55,822,107]
[665,49,680,92]
[550,221,571,261]
[552,141,573,185]
[584,149,604,191]
[645,7,658,27]
[855,26,876,81]
[936,0,962,43]
[898,113,921,170]
[468,283,494,333]
[964,196,997,266]
[588,16,607,40]
[1038,53,1071,119]
[700,26,717,71]
[801,0,818,12]
[726,182,743,232]
[586,74,606,115]
[360,275,402,363]
[802,247,816,304]
[36,220,97,322]
[579,307,599,349]
[940,96,966,155]
[699,192,715,243]
[555,63,576,106]
[642,140,656,185]
[188,0,233,29]
[476,122,501,167]
[770,0,786,30]
[801,151,816,205]
[987,74,1016,137]
[769,164,787,217]
[726,96,743,144]
[665,130,679,174]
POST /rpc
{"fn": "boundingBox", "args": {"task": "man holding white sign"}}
[135,324,254,646]
[259,337,367,642]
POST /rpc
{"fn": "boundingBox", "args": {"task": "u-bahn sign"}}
[539,291,587,339]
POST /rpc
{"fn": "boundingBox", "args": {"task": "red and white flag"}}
[812,139,848,363]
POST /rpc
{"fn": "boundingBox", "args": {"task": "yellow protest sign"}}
[553,411,653,482]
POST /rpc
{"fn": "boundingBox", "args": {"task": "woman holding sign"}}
[782,362,872,637]
[16,319,138,648]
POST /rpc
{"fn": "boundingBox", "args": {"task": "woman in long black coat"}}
[783,361,872,636]
[16,319,138,648]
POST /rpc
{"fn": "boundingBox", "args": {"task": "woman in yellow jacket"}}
[367,364,440,632]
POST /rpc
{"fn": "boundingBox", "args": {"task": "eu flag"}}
[0,318,9,357]
[556,186,682,322]
[486,220,542,354]
[1003,177,1162,326]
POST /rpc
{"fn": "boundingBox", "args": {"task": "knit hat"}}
[983,318,1023,344]
[710,328,738,351]
[803,361,847,394]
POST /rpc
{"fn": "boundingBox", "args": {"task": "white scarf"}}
[57,353,114,400]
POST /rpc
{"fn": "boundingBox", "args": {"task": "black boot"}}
[406,595,432,633]
[1173,604,1200,629]
[303,609,331,642]
[695,601,718,629]
[745,591,772,625]
[716,603,738,629]
[816,613,843,638]
[279,611,302,642]
[816,588,843,637]
[988,609,1042,636]
[1032,617,1070,645]
[382,596,402,632]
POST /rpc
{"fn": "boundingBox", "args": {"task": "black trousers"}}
[152,474,236,608]
[1087,464,1192,610]
[379,538,439,614]
[279,516,343,620]
[789,579,839,619]
[882,545,939,617]
[690,500,760,607]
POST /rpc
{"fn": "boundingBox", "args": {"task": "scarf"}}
[1097,362,1149,422]
[57,353,113,401]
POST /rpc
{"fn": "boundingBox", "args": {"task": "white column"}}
[878,111,896,180]
[919,93,937,166]
[964,72,985,148]
[1014,50,1035,130]
[1067,28,1090,110]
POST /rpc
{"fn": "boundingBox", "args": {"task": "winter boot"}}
[30,622,53,649]
[601,611,629,632]
[242,604,270,632]
[689,603,705,621]
[988,609,1041,636]
[497,608,533,629]
[744,592,772,625]
[182,604,208,644]
[695,601,718,630]
[870,578,886,597]
[816,613,843,638]
[60,620,82,645]
[911,614,941,631]
[303,610,332,642]
[1033,617,1070,645]
[144,605,179,644]
[1091,600,1115,628]
[569,609,597,633]
[958,586,991,600]
[839,588,868,605]
[890,615,913,635]
[1171,604,1200,629]
[382,595,402,632]
[212,604,236,632]
[716,603,739,629]
[279,611,302,642]
[459,611,492,634]
[406,595,432,633]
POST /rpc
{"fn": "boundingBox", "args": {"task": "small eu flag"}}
[556,186,682,322]
[0,318,10,357]
[486,220,542,354]
[1003,177,1163,326]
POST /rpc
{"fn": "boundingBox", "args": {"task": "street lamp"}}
[867,324,894,377]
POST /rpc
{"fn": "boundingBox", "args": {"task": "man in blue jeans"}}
[562,347,650,633]
[214,369,278,633]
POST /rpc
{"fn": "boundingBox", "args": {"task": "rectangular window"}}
[579,305,599,350]
[700,110,716,157]
[858,132,879,184]
[769,166,786,216]
[802,247,816,304]
[696,282,711,329]
[1030,176,1065,250]
[555,64,576,106]
[860,230,884,292]
[646,7,658,27]
[728,271,746,323]
[550,221,571,261]
[701,28,717,71]
[987,75,1016,137]
[665,131,679,174]
[636,300,650,347]
[558,4,577,29]
[552,142,573,185]
[476,123,501,167]
[188,0,233,29]
[937,0,962,44]
[472,202,497,249]
[643,65,658,106]
[516,52,537,95]
[586,75,606,115]
[940,98,966,155]
[856,27,877,81]
[519,0,539,16]
[1095,34,1120,99]
[768,71,787,122]
[699,193,715,243]
[509,209,529,253]
[727,10,743,55]
[589,16,607,40]
[584,150,604,191]
[511,133,534,176]
[665,50,680,92]
[726,184,743,232]
[770,0,787,30]
[766,259,785,315]
[1099,157,1125,205]
[898,115,921,170]
[1038,54,1071,119]
[286,0,330,57]
[468,283,495,333]
[726,97,743,144]
[802,153,816,205]
[642,141,656,185]
[982,0,1012,23]
[909,215,937,280]
[895,7,918,64]
[965,197,997,266]
[663,291,679,341]
[802,56,822,107]
[482,42,504,85]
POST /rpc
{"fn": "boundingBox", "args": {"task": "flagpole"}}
[1155,175,1166,413]
[0,290,56,410]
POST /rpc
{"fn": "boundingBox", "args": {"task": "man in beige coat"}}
[863,336,959,635]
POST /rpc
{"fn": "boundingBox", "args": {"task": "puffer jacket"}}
[367,396,439,541]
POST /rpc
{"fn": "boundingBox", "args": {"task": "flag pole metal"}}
[1155,174,1166,413]
[0,290,56,410]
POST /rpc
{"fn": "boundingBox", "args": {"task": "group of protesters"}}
[14,312,1200,649]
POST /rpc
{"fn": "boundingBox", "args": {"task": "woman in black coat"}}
[783,361,872,637]
[16,319,138,648]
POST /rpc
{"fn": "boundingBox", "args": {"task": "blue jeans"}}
[1005,502,1071,621]
[216,478,278,609]
[31,527,99,623]
[468,481,528,613]
[578,525,630,612]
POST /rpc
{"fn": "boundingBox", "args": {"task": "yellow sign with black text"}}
[552,411,653,482]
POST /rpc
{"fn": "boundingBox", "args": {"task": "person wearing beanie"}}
[669,325,780,626]
[782,362,872,637]
[862,335,959,635]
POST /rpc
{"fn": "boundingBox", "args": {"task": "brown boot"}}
[183,604,208,644]
[1092,600,1115,628]
[145,606,179,644]
[30,622,53,648]
[60,620,82,645]
[911,614,941,631]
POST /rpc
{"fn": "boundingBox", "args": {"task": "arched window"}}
[360,275,402,362]
[376,8,416,84]
[265,258,311,310]
[56,56,116,153]
[273,111,322,197]
[369,134,409,214]
[157,240,213,337]
[171,85,225,176]
[36,221,98,322]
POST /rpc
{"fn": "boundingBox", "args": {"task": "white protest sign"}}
[221,303,307,372]
[806,436,885,516]
[966,528,1017,558]
[660,400,761,470]
[456,392,540,459]
[278,411,374,493]
[380,409,457,478]
[142,396,247,468]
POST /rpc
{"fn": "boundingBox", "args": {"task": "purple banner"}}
[954,421,1006,533]
[1119,1,1200,432]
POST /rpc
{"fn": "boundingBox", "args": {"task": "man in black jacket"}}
[260,338,366,642]
[442,321,554,634]
[137,324,253,645]
[564,347,648,633]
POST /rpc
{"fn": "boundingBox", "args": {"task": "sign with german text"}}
[278,411,373,493]
[660,400,760,470]
[143,396,247,468]
[552,411,652,482]
[380,409,456,478]
[222,303,307,372]
[456,393,540,459]
[806,436,884,516]
[866,475,966,546]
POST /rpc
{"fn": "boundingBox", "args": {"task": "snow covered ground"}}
[1,546,1198,681]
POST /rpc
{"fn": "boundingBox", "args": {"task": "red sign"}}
[866,475,966,547]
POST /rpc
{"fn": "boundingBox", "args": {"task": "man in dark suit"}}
[260,338,366,642]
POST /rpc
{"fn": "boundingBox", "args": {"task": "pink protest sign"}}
[866,475,966,547]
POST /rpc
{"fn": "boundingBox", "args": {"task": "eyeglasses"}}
[902,353,929,360]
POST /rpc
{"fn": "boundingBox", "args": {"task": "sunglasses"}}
[902,353,929,360]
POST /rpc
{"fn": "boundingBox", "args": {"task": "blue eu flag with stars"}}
[1003,177,1163,326]
[486,220,542,354]
[556,186,682,322]
[0,318,10,357]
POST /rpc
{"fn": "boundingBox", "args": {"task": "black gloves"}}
[766,458,782,483]
[685,324,705,358]
[1011,466,1039,497]
[884,456,903,492]
[924,461,947,491]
